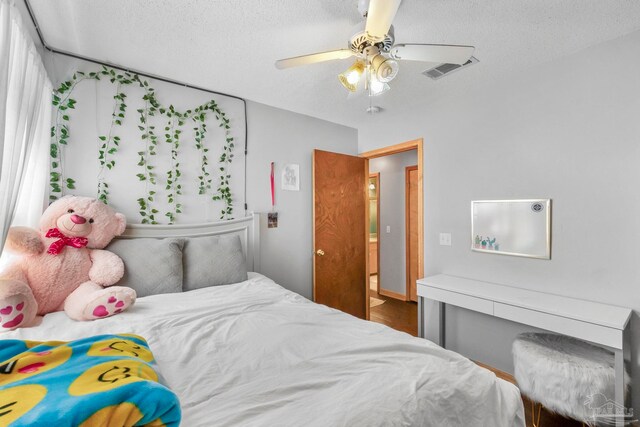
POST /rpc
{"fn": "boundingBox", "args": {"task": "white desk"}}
[417,274,632,427]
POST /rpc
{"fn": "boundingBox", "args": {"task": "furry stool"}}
[512,332,628,427]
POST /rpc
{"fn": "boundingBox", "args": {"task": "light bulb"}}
[371,54,398,83]
[369,76,390,96]
[347,70,360,85]
[338,60,365,92]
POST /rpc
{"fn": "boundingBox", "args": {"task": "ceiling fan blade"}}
[365,0,402,42]
[275,49,354,69]
[390,44,475,65]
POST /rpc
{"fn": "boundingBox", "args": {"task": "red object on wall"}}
[270,162,275,207]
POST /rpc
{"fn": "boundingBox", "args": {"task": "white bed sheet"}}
[2,273,525,427]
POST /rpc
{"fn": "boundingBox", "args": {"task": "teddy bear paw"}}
[0,298,28,330]
[84,288,136,320]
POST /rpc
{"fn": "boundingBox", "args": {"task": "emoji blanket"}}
[0,334,181,426]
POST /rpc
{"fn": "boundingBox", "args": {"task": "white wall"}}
[246,101,358,298]
[369,150,418,296]
[359,30,640,413]
[46,54,359,300]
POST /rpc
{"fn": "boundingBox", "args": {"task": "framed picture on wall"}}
[471,199,551,259]
[281,164,300,191]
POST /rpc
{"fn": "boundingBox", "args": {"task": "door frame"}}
[369,172,381,295]
[359,138,424,302]
[405,165,418,302]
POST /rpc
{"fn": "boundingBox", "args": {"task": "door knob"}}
[316,249,325,256]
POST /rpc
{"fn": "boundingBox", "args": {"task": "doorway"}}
[360,139,424,336]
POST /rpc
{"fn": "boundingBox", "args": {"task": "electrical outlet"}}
[386,225,391,233]
[439,233,452,246]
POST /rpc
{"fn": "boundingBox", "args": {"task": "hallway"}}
[369,275,418,336]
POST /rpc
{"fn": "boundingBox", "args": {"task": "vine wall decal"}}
[50,67,236,223]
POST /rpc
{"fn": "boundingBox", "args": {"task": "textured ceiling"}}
[30,0,640,129]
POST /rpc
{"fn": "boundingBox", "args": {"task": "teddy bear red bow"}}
[45,227,89,254]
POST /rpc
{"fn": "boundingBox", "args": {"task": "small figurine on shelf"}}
[487,237,496,250]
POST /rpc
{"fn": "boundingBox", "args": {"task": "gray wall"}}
[358,30,640,413]
[369,150,418,296]
[44,54,359,300]
[245,101,358,298]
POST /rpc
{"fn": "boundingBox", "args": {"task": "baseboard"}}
[474,361,516,385]
[378,288,407,301]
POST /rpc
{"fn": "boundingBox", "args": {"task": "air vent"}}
[422,56,479,80]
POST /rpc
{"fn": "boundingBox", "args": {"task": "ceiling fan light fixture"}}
[369,76,390,96]
[338,60,366,92]
[370,54,398,83]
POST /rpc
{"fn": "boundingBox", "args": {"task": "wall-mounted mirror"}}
[471,199,551,259]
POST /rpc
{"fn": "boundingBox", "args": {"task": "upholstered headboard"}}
[117,214,260,273]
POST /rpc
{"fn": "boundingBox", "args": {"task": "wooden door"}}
[406,166,419,302]
[313,149,369,319]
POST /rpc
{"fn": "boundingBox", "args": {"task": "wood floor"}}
[369,275,417,336]
[368,275,585,427]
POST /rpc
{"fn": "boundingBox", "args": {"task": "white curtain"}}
[0,0,52,254]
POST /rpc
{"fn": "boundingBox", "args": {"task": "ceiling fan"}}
[275,0,475,97]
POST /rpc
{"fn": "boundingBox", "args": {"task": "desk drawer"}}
[494,302,623,349]
[419,286,493,315]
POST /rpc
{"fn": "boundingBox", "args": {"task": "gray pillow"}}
[183,234,248,291]
[107,238,185,297]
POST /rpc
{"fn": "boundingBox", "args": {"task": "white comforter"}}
[2,273,524,427]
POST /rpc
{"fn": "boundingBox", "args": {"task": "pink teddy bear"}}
[0,195,136,330]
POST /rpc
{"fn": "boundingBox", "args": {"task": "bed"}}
[1,215,525,426]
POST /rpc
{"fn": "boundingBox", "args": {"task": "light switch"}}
[439,233,452,246]
[386,225,391,233]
